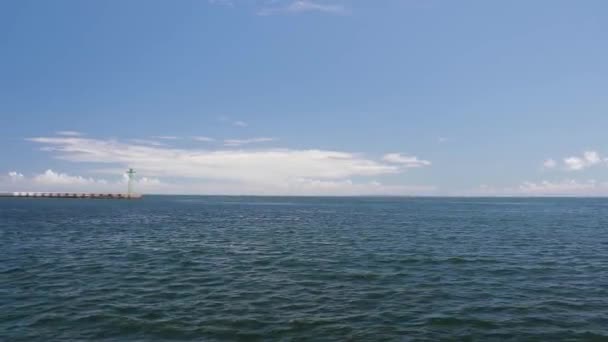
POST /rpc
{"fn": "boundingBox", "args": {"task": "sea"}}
[1,196,607,341]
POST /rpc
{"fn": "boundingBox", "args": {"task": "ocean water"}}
[1,196,608,341]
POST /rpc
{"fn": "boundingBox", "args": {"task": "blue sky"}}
[1,0,607,195]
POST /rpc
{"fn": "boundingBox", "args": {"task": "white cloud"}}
[287,178,436,196]
[382,153,431,168]
[543,158,557,169]
[518,179,601,195]
[438,137,448,144]
[563,158,585,170]
[23,135,434,195]
[217,115,249,127]
[33,169,107,186]
[564,151,602,171]
[130,139,165,146]
[223,137,276,147]
[584,151,601,164]
[56,131,83,136]
[472,179,608,196]
[1,169,165,193]
[258,0,347,16]
[27,136,398,181]
[8,171,24,182]
[192,136,215,142]
[153,136,179,140]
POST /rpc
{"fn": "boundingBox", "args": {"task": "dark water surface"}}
[2,196,608,341]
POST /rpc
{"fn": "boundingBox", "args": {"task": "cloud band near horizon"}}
[13,134,433,195]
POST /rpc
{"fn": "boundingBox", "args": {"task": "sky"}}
[1,0,607,196]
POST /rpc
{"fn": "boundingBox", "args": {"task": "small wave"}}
[426,316,499,329]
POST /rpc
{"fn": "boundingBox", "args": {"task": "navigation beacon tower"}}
[126,168,136,196]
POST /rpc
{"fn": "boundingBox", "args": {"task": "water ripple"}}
[1,196,608,340]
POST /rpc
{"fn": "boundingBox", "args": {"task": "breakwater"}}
[0,192,142,199]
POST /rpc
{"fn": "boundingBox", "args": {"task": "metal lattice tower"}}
[126,168,136,196]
